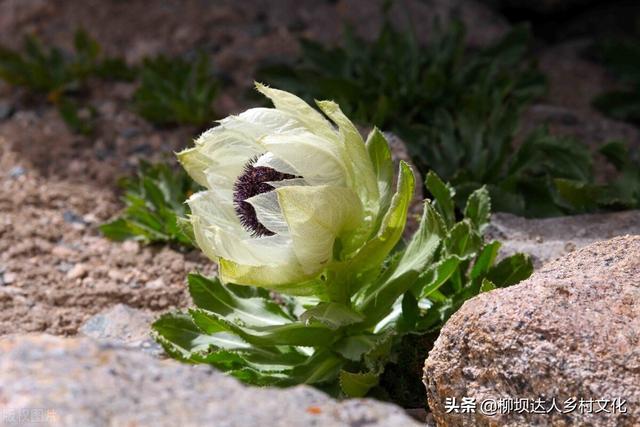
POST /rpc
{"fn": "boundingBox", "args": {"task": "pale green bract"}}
[178,83,413,293]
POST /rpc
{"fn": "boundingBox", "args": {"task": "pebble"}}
[52,245,76,258]
[63,210,88,226]
[108,270,126,282]
[9,166,26,178]
[1,271,16,285]
[0,101,13,120]
[122,241,140,254]
[67,264,88,280]
[121,127,141,139]
[145,278,165,289]
[56,262,74,273]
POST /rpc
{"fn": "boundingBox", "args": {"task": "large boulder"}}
[0,334,420,427]
[424,235,640,426]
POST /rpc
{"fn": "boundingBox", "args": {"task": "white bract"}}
[179,84,413,292]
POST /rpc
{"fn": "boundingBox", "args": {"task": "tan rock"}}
[424,235,640,426]
[66,263,88,280]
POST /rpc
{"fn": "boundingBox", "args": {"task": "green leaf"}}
[480,278,496,293]
[470,241,501,279]
[443,219,482,259]
[192,308,335,347]
[151,312,247,361]
[413,255,461,299]
[300,302,364,330]
[333,333,380,361]
[99,218,135,241]
[101,161,199,246]
[289,350,344,385]
[134,53,218,126]
[554,178,597,210]
[599,140,629,170]
[365,127,394,228]
[397,291,419,333]
[187,274,292,327]
[357,202,444,326]
[425,171,456,228]
[593,90,640,123]
[487,253,533,287]
[342,161,414,291]
[339,370,379,397]
[56,97,96,135]
[464,186,491,232]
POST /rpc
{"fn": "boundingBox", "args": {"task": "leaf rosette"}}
[156,86,533,399]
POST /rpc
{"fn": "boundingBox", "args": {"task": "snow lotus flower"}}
[178,84,415,295]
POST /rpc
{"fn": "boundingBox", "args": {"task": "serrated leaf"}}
[134,53,218,126]
[365,128,394,228]
[341,161,414,293]
[151,312,247,360]
[480,278,496,293]
[599,140,629,170]
[554,178,599,212]
[187,273,292,327]
[425,171,456,228]
[357,201,444,326]
[443,219,482,259]
[470,240,501,279]
[101,161,199,246]
[191,307,335,347]
[397,291,419,333]
[487,253,533,287]
[413,255,461,299]
[340,370,379,397]
[300,302,364,330]
[99,218,135,241]
[464,186,491,232]
[289,350,344,385]
[333,333,380,361]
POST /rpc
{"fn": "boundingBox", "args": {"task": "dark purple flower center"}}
[233,158,298,237]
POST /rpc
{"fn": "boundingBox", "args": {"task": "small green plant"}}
[256,18,613,217]
[555,141,640,211]
[592,39,640,124]
[133,54,219,127]
[100,161,200,247]
[0,29,134,134]
[407,124,597,217]
[257,20,544,131]
[153,171,532,401]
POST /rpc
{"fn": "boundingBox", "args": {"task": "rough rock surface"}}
[79,304,162,355]
[0,334,420,427]
[486,210,640,267]
[424,235,640,426]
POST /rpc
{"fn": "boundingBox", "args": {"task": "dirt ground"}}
[0,0,636,335]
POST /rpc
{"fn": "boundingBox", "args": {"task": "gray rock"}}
[8,165,25,178]
[0,334,421,427]
[486,210,640,267]
[424,235,640,426]
[79,304,162,356]
[0,100,13,120]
